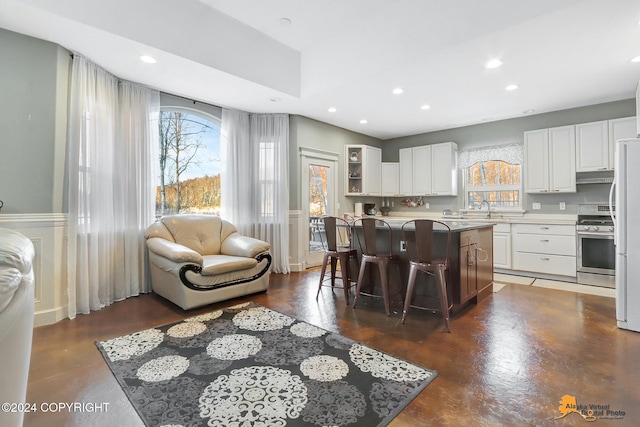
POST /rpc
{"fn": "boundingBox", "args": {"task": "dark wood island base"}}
[351,219,494,316]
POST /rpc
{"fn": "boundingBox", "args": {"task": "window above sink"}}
[459,143,524,211]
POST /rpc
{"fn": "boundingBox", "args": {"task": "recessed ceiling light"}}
[360,119,368,124]
[270,97,282,102]
[140,55,157,64]
[328,107,337,113]
[505,84,519,91]
[279,17,292,26]
[631,56,640,63]
[421,104,431,110]
[485,59,503,69]
[523,109,536,114]
[392,88,404,95]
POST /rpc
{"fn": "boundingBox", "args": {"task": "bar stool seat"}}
[316,216,358,304]
[401,219,453,332]
[352,217,402,316]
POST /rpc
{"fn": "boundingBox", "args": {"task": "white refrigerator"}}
[611,138,640,332]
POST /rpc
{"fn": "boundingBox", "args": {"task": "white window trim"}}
[463,163,523,212]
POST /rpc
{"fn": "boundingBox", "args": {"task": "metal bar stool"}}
[316,216,359,304]
[401,219,453,332]
[352,217,402,316]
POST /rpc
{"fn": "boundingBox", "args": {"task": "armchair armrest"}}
[146,237,203,265]
[221,234,270,258]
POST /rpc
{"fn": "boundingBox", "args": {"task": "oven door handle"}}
[577,232,614,238]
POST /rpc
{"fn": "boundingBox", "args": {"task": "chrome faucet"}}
[480,200,491,218]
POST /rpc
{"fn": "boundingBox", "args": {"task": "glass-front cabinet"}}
[345,145,381,196]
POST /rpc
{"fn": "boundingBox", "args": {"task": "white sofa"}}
[0,228,35,427]
[145,215,272,310]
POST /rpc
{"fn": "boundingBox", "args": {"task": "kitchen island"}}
[351,218,494,315]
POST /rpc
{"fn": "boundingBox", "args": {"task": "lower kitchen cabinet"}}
[459,230,478,304]
[493,223,511,269]
[458,227,493,305]
[512,224,576,277]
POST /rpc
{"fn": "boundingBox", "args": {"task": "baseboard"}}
[34,305,68,327]
[288,262,305,272]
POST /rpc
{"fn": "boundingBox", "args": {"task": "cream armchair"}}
[145,214,271,309]
[0,228,35,427]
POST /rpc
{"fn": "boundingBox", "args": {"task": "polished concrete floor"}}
[25,269,640,426]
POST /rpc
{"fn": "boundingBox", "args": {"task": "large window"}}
[460,143,523,210]
[156,109,221,216]
[465,160,521,209]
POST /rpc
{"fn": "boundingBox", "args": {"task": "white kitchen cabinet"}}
[575,118,635,172]
[524,129,549,193]
[608,117,636,168]
[512,223,576,277]
[409,142,457,196]
[412,145,432,195]
[524,126,576,193]
[398,147,413,196]
[381,162,399,196]
[636,83,640,136]
[493,223,511,269]
[431,142,458,195]
[345,145,381,196]
[576,121,609,172]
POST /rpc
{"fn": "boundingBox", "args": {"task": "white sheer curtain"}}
[66,56,159,319]
[221,109,290,273]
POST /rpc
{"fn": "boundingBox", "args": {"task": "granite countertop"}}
[355,217,495,232]
[364,212,577,226]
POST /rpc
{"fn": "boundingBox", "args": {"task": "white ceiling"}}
[1,0,639,139]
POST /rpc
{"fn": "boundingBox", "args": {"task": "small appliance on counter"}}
[354,202,363,217]
[364,203,376,215]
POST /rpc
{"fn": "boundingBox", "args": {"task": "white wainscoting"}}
[288,210,307,272]
[0,214,68,326]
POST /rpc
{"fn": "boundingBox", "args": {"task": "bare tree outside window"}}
[466,160,521,208]
[157,111,221,216]
[309,165,329,217]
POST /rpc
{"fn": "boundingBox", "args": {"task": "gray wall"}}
[1,27,635,219]
[289,115,383,213]
[382,99,636,215]
[0,28,70,214]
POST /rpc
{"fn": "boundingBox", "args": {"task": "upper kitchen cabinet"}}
[398,147,413,196]
[345,145,382,196]
[404,142,458,196]
[576,117,636,171]
[608,117,636,168]
[412,145,432,195]
[524,126,576,193]
[576,121,608,172]
[381,162,400,196]
[431,142,458,195]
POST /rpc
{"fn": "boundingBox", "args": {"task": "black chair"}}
[352,217,402,316]
[316,216,359,304]
[401,219,453,332]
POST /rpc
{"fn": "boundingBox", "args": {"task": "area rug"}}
[96,301,437,426]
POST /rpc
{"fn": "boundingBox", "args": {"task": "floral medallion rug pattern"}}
[96,302,437,426]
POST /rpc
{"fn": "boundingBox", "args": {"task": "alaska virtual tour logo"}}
[555,395,626,422]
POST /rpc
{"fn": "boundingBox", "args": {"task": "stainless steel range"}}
[576,204,615,288]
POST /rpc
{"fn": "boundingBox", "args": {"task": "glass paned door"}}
[309,164,330,258]
[302,155,337,268]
